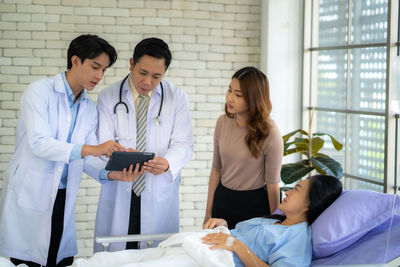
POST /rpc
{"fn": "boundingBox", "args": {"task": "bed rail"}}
[95,233,175,251]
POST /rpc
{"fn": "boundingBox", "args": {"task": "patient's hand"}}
[202,218,228,229]
[202,232,236,251]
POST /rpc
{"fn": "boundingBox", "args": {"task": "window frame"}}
[302,0,400,193]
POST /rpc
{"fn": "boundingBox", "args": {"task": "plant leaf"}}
[313,152,329,157]
[310,156,343,179]
[284,147,309,156]
[313,164,327,175]
[284,138,309,153]
[311,137,324,154]
[281,161,314,184]
[282,129,309,144]
[313,133,343,151]
[294,138,309,150]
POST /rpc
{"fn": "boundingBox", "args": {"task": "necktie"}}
[132,95,146,196]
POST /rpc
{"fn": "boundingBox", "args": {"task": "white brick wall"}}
[0,0,261,258]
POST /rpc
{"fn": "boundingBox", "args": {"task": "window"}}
[303,0,399,192]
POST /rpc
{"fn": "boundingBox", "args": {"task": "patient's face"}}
[279,179,310,218]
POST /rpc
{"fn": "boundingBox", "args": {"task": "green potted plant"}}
[281,112,344,188]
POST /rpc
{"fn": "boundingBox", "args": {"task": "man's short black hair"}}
[67,34,117,69]
[132,37,172,71]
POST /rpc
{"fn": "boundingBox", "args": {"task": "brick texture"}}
[0,0,261,258]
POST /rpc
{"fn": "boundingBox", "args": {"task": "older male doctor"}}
[0,35,139,267]
[94,38,193,252]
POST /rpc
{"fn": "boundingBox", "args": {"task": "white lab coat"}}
[0,73,106,265]
[94,78,193,252]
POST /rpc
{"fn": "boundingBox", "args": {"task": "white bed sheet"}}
[73,226,234,267]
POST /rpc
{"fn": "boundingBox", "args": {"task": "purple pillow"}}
[311,190,399,259]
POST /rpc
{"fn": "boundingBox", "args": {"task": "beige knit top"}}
[212,115,283,190]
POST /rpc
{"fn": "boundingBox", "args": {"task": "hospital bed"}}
[94,217,400,267]
[95,189,400,267]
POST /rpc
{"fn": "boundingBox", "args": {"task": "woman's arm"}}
[202,233,270,267]
[266,183,280,214]
[233,238,270,267]
[203,167,221,225]
[264,124,284,214]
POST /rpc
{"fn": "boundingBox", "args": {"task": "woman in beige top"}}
[203,66,283,229]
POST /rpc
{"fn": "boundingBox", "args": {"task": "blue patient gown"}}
[230,218,312,267]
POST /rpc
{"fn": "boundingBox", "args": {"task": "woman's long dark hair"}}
[268,175,342,225]
[306,174,342,224]
[225,66,272,158]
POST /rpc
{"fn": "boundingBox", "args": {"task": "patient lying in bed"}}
[73,175,342,267]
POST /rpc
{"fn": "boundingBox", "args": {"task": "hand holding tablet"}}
[105,151,155,171]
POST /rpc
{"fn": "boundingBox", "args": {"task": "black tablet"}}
[105,151,155,171]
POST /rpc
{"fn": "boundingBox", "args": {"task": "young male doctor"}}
[0,35,140,267]
[94,37,193,252]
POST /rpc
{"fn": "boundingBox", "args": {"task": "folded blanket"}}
[160,226,234,267]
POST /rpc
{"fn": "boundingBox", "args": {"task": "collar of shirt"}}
[129,75,152,113]
[62,71,84,107]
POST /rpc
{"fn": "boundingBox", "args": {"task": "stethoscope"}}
[113,74,164,140]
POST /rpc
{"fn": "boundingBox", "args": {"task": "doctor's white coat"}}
[94,78,193,252]
[0,73,106,265]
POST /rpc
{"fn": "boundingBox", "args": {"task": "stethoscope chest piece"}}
[153,116,161,126]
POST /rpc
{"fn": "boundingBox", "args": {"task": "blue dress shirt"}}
[59,72,84,189]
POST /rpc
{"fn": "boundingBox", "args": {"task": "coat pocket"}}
[17,168,54,212]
